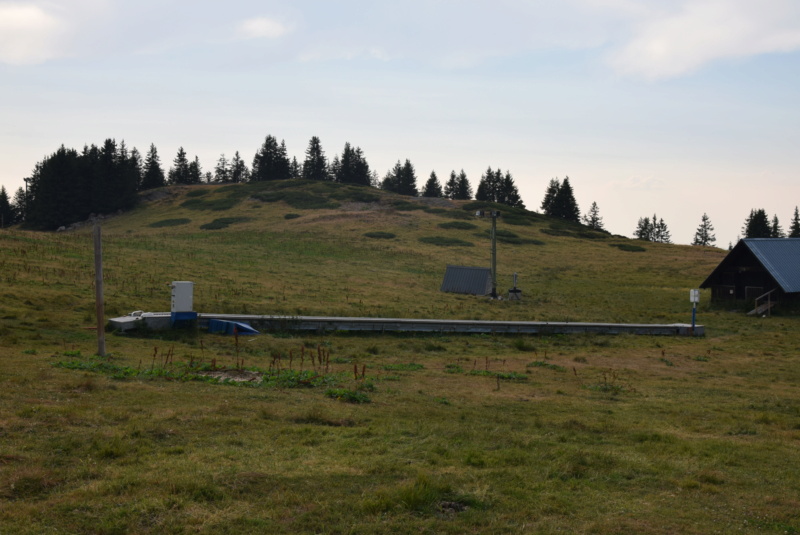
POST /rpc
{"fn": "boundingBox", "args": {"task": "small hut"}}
[700,238,800,312]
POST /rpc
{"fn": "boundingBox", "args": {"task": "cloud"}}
[0,2,68,64]
[607,0,800,79]
[609,176,666,191]
[236,17,291,40]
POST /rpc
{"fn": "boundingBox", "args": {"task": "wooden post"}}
[94,221,106,357]
[490,213,497,299]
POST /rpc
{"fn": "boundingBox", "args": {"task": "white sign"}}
[690,289,700,303]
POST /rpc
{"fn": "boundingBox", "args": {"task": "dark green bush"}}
[181,196,241,211]
[364,231,396,239]
[610,243,646,253]
[252,191,340,210]
[185,189,208,198]
[438,221,477,230]
[200,217,252,230]
[148,218,191,228]
[418,236,474,247]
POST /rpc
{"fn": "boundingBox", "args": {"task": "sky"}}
[1,0,800,246]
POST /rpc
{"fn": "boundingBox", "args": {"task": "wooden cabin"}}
[700,238,800,313]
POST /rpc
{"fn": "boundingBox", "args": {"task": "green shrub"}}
[611,243,647,253]
[503,214,533,226]
[527,360,567,372]
[476,230,543,245]
[185,189,208,198]
[364,231,396,239]
[468,370,528,381]
[444,363,464,374]
[200,217,252,230]
[330,189,380,203]
[148,218,191,228]
[438,210,474,220]
[541,228,574,237]
[252,191,340,210]
[418,236,474,247]
[284,213,301,220]
[511,338,536,351]
[181,196,241,211]
[438,221,477,230]
[324,388,371,403]
[577,230,609,240]
[381,363,424,371]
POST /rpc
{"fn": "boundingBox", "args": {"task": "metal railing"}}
[751,289,778,316]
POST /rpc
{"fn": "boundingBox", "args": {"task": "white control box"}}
[171,281,194,312]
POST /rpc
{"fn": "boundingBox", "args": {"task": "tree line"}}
[1,135,531,230]
[3,134,795,245]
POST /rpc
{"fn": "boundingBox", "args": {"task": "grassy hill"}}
[1,181,798,534]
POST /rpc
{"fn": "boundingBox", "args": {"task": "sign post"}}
[690,289,700,334]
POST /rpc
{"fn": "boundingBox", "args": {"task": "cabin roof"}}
[701,238,800,293]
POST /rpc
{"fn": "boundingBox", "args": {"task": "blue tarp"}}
[208,319,260,335]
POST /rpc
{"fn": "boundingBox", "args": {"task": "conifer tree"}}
[168,147,191,184]
[771,215,784,238]
[582,201,604,230]
[692,213,716,246]
[252,135,291,181]
[140,144,166,190]
[26,147,81,229]
[214,154,231,183]
[541,178,560,215]
[742,209,772,238]
[129,147,143,190]
[422,171,443,197]
[381,159,418,196]
[455,170,472,200]
[93,139,118,214]
[24,140,138,229]
[332,143,354,184]
[475,168,523,207]
[230,151,250,183]
[444,171,458,199]
[332,144,371,186]
[352,147,371,186]
[12,187,26,223]
[634,216,652,241]
[289,157,301,180]
[187,156,203,185]
[653,217,671,244]
[499,171,524,208]
[635,213,671,243]
[329,155,341,181]
[789,206,800,238]
[550,176,580,222]
[475,167,501,203]
[0,186,13,228]
[302,136,329,181]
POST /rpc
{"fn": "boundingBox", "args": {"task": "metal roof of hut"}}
[700,238,800,298]
[441,265,492,295]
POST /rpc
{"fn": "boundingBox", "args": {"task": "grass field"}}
[1,181,799,534]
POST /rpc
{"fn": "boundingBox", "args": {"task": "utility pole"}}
[476,210,501,298]
[94,221,106,357]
